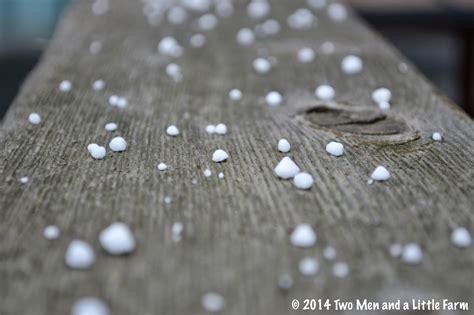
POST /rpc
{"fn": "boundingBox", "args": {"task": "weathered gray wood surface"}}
[1,0,473,314]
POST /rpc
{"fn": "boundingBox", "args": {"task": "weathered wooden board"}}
[1,0,473,314]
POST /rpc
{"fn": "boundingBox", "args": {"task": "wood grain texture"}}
[1,1,473,314]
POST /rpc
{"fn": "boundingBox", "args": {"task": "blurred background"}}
[0,0,473,118]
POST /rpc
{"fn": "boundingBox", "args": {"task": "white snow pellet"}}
[432,132,442,142]
[65,239,95,269]
[401,243,423,265]
[236,28,255,46]
[293,172,314,190]
[325,141,344,156]
[167,6,188,25]
[201,292,225,313]
[389,243,403,257]
[172,222,184,242]
[198,13,218,31]
[274,157,300,179]
[372,87,391,104]
[371,166,391,181]
[252,58,271,74]
[59,80,72,92]
[327,3,347,22]
[315,85,335,101]
[164,196,172,204]
[265,91,283,106]
[323,246,337,260]
[298,257,319,276]
[71,297,110,315]
[229,88,242,101]
[166,125,179,136]
[277,139,291,153]
[104,123,117,131]
[28,113,41,125]
[277,274,294,290]
[212,149,228,162]
[214,123,228,135]
[290,224,316,248]
[92,80,106,91]
[190,33,206,48]
[158,36,183,58]
[204,168,212,177]
[20,176,29,184]
[116,97,127,108]
[166,63,182,82]
[218,172,224,179]
[99,222,135,255]
[297,47,315,63]
[451,227,472,248]
[307,0,327,9]
[108,95,119,106]
[341,55,362,74]
[157,163,168,171]
[89,145,106,160]
[287,8,315,30]
[332,262,349,278]
[216,1,234,17]
[206,124,216,134]
[246,0,269,20]
[109,137,127,152]
[43,225,60,240]
[321,41,335,54]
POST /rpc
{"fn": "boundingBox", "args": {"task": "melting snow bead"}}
[229,88,242,101]
[157,163,167,171]
[166,63,183,82]
[293,172,314,190]
[104,123,117,131]
[216,1,234,17]
[43,225,60,240]
[99,222,136,255]
[206,124,216,134]
[277,274,294,290]
[274,157,300,179]
[28,113,41,125]
[341,55,362,74]
[198,13,218,31]
[204,168,212,177]
[323,246,337,260]
[277,139,291,153]
[327,3,347,22]
[299,257,319,276]
[201,292,225,313]
[290,224,316,248]
[89,41,102,55]
[116,97,128,108]
[214,123,227,135]
[378,101,390,111]
[321,41,335,54]
[218,172,224,179]
[236,28,255,46]
[212,149,228,162]
[190,33,206,48]
[315,85,335,101]
[59,80,72,92]
[265,91,282,106]
[89,145,106,159]
[325,141,344,156]
[166,125,180,136]
[451,227,472,248]
[297,47,315,63]
[332,262,349,278]
[432,132,442,141]
[158,36,183,58]
[401,243,423,265]
[20,176,29,184]
[93,80,106,91]
[372,87,391,104]
[253,58,271,74]
[65,239,95,269]
[287,8,315,30]
[172,222,184,242]
[109,137,127,152]
[371,166,390,181]
[307,0,327,9]
[167,6,188,25]
[71,297,110,315]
